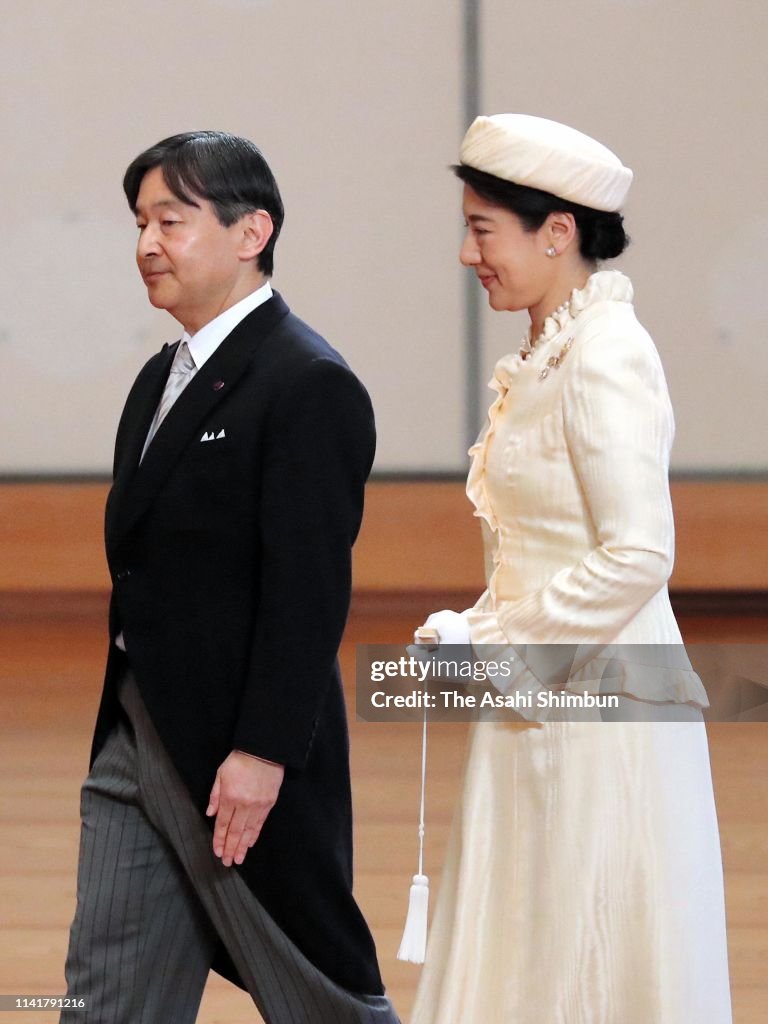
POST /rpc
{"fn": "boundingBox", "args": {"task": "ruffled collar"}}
[468,270,634,530]
[520,269,633,354]
[488,270,633,391]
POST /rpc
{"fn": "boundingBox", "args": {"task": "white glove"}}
[422,609,471,646]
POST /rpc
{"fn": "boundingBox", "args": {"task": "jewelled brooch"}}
[538,336,574,381]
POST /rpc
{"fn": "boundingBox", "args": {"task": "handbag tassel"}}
[397,872,429,963]
[397,636,432,964]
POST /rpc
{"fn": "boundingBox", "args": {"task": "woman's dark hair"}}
[454,164,629,262]
[123,130,284,276]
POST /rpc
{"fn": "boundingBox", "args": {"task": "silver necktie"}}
[141,340,197,462]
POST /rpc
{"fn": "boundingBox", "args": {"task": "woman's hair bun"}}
[578,212,630,261]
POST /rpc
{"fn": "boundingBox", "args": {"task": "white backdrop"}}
[478,0,768,471]
[0,0,765,474]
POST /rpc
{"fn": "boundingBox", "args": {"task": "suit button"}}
[116,569,132,582]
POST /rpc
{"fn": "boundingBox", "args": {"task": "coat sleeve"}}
[466,321,676,647]
[231,356,375,771]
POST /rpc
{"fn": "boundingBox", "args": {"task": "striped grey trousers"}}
[61,671,400,1024]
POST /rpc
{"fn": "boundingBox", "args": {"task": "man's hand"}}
[206,750,285,867]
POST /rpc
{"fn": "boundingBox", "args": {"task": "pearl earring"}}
[546,246,557,257]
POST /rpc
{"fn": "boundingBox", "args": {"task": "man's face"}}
[134,166,248,333]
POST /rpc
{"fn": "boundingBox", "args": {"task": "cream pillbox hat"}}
[459,113,633,213]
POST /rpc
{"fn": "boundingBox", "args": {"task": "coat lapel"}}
[106,343,175,538]
[111,292,289,545]
[121,346,175,477]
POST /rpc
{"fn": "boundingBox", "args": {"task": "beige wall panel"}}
[0,1,465,473]
[3,2,764,474]
[478,0,767,471]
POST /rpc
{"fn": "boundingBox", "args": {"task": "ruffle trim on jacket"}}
[466,270,635,534]
[520,269,633,351]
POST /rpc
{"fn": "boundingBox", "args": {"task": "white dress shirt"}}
[182,280,273,371]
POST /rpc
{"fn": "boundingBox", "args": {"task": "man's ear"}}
[237,210,274,262]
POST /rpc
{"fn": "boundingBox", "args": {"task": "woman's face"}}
[460,184,552,313]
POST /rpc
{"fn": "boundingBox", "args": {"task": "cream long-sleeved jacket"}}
[464,270,706,704]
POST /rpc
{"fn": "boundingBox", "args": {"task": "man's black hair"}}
[124,130,284,276]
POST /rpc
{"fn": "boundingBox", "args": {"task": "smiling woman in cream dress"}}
[410,115,732,1024]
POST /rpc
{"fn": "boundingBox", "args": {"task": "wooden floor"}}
[0,605,766,1023]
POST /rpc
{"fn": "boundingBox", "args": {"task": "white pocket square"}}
[201,428,226,442]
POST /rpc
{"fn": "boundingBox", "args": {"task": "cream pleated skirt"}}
[410,719,732,1024]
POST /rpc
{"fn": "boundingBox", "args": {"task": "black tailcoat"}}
[91,292,383,994]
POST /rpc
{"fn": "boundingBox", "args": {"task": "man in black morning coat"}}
[60,131,399,1024]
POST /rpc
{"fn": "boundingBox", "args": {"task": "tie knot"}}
[173,340,196,375]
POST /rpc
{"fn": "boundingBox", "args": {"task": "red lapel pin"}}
[213,381,225,391]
